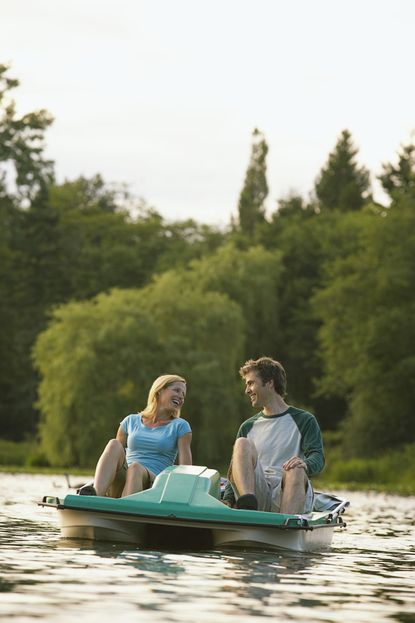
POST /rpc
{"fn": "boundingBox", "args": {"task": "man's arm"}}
[301,415,325,477]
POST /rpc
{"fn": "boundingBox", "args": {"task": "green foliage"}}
[34,292,164,466]
[254,209,366,426]
[379,143,415,200]
[237,128,269,235]
[322,443,415,492]
[0,438,37,466]
[1,170,227,442]
[189,242,283,360]
[0,64,54,201]
[154,219,226,273]
[48,175,122,214]
[0,439,49,467]
[315,129,371,212]
[314,198,415,455]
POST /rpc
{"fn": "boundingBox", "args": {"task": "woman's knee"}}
[101,439,125,466]
[105,438,124,453]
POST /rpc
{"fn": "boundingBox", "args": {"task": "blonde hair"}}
[141,374,186,421]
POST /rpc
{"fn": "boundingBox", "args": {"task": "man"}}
[223,356,324,514]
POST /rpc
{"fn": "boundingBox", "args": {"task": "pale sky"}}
[2,0,414,225]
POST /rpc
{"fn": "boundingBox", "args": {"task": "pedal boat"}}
[39,465,348,552]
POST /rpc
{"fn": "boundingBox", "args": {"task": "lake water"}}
[0,473,414,623]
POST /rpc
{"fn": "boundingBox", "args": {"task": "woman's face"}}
[158,381,187,413]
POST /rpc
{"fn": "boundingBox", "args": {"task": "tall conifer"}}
[237,128,269,234]
[315,129,370,212]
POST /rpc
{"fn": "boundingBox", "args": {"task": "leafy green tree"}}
[154,218,226,273]
[0,195,21,438]
[48,175,123,214]
[0,63,54,438]
[313,199,415,455]
[0,64,54,202]
[2,168,229,442]
[315,129,371,212]
[275,194,314,218]
[237,128,269,235]
[34,291,163,465]
[190,242,283,362]
[254,202,373,429]
[264,212,340,419]
[34,281,244,467]
[6,179,138,440]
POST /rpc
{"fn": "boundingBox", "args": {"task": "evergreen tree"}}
[315,129,371,212]
[379,143,415,200]
[237,128,269,234]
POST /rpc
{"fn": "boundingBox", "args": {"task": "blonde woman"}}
[78,374,192,497]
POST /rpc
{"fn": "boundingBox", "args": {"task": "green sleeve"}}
[300,413,325,477]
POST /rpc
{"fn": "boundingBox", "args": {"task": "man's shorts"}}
[254,462,314,513]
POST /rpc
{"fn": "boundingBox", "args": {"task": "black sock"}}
[236,493,258,510]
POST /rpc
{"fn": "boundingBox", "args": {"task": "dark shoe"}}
[77,484,97,496]
[236,493,258,510]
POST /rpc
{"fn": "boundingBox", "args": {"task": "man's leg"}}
[228,438,261,509]
[230,437,257,496]
[280,467,308,514]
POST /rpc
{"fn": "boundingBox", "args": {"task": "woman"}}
[78,374,192,497]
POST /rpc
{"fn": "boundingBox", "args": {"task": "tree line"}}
[1,64,414,467]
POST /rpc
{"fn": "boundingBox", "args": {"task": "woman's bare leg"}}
[93,439,125,496]
[122,462,152,497]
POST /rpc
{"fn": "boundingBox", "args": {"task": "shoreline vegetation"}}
[1,438,414,496]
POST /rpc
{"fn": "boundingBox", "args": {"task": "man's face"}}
[244,371,271,408]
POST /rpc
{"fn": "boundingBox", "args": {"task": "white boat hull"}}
[58,508,337,552]
[212,525,335,552]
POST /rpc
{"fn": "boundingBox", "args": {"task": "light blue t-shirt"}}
[120,413,192,475]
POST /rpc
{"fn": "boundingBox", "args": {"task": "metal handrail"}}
[327,499,350,522]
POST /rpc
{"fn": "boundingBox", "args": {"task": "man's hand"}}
[282,456,307,472]
[221,500,234,507]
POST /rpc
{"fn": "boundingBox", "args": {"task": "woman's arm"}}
[116,426,127,448]
[177,432,192,465]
